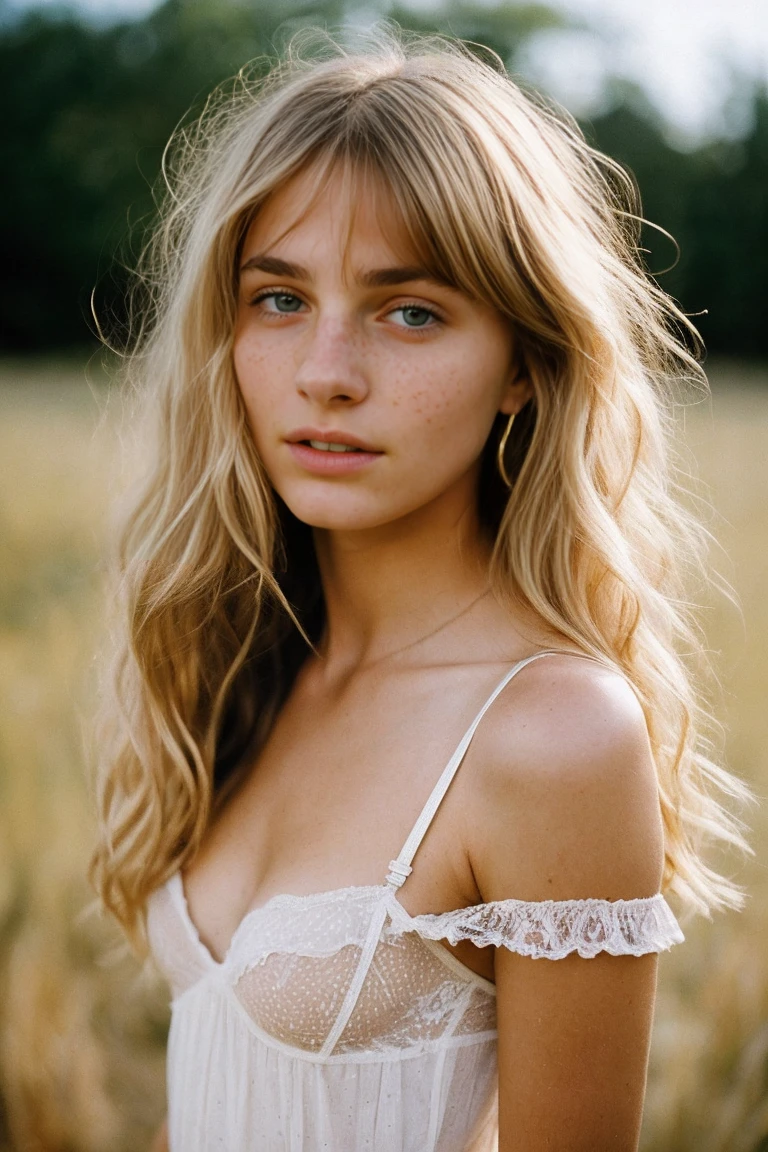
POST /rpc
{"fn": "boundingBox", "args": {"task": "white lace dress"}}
[146,650,685,1151]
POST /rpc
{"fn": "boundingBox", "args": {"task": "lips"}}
[285,429,384,475]
[286,428,381,454]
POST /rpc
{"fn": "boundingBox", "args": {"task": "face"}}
[233,164,532,534]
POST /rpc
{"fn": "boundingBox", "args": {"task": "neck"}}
[311,483,493,675]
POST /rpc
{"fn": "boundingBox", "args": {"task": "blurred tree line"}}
[1,0,766,357]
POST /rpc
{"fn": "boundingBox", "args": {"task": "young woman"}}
[90,28,751,1152]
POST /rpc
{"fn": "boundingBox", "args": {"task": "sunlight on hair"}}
[88,22,755,953]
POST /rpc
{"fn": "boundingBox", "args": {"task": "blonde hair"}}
[90,25,753,950]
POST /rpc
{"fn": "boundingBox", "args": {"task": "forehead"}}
[240,159,424,270]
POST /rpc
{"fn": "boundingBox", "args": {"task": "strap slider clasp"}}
[385,860,413,889]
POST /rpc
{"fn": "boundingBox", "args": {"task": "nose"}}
[294,313,369,407]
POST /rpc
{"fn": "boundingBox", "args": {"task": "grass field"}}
[0,355,765,1151]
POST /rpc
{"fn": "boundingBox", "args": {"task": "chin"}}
[277,488,411,533]
[286,505,394,532]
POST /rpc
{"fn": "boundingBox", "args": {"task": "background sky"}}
[521,0,768,143]
[6,0,768,141]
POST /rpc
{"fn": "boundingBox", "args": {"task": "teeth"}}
[308,440,360,453]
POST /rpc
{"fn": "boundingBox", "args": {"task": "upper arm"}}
[470,657,665,1151]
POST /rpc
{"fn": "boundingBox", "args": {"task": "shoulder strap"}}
[384,648,610,890]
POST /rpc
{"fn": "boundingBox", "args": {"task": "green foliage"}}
[386,1,564,62]
[584,87,768,357]
[0,0,766,357]
[0,0,343,349]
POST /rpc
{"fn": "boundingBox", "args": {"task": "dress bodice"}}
[146,649,685,1151]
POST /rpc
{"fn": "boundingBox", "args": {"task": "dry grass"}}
[0,355,765,1151]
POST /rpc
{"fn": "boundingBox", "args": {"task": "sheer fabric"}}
[146,650,685,1151]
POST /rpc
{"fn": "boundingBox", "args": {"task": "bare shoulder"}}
[467,651,665,903]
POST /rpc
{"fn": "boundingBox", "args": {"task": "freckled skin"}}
[233,166,533,534]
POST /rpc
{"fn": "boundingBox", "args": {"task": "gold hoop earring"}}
[497,413,515,489]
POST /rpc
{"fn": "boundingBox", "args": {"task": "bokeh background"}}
[1,1,766,1148]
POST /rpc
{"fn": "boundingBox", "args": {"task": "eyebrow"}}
[239,253,455,290]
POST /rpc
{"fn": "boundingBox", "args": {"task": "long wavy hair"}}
[90,25,753,950]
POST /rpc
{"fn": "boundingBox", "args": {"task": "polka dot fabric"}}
[146,652,685,1150]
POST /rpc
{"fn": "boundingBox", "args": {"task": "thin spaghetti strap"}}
[384,648,612,891]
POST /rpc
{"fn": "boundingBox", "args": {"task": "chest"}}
[184,664,505,983]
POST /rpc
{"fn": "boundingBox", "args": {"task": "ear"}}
[498,367,534,416]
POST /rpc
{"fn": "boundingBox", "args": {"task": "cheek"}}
[232,329,283,441]
[392,346,503,451]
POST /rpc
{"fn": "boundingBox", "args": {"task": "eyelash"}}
[247,289,304,313]
[246,289,444,332]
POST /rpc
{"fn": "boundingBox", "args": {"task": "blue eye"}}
[252,291,304,312]
[394,305,436,328]
[273,293,302,312]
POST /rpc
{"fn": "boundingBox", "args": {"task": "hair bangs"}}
[90,28,754,953]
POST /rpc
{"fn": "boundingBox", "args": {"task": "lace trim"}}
[396,894,684,960]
